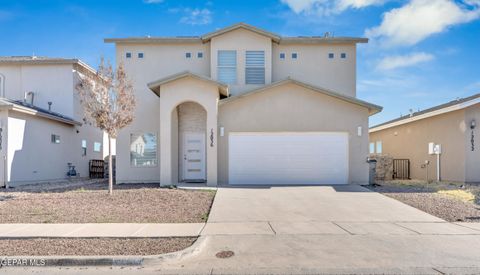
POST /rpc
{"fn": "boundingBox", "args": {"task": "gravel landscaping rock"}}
[0,183,215,223]
[367,182,480,222]
[0,237,196,256]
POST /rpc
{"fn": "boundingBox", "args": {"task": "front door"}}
[183,132,206,181]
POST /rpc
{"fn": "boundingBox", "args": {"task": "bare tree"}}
[76,59,135,195]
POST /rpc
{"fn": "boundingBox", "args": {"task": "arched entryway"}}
[172,101,207,182]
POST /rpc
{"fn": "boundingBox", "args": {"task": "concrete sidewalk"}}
[0,223,205,238]
[1,221,480,238]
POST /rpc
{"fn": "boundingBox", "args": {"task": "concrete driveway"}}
[157,185,480,273]
[208,185,442,223]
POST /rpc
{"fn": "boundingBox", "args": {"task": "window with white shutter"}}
[245,51,265,85]
[217,50,237,84]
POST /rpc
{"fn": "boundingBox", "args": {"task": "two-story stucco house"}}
[0,56,106,187]
[105,23,382,186]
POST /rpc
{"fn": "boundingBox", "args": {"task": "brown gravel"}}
[0,183,215,223]
[0,237,196,256]
[367,183,480,222]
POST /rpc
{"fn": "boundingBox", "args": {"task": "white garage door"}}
[228,132,349,185]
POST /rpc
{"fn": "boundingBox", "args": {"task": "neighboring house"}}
[0,56,106,187]
[105,23,382,186]
[369,93,480,183]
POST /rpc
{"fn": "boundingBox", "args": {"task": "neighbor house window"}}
[185,52,191,58]
[291,53,298,59]
[126,52,132,58]
[138,52,144,58]
[197,52,203,58]
[217,50,237,84]
[130,133,157,167]
[279,53,285,59]
[341,53,346,59]
[329,53,334,59]
[51,134,60,144]
[81,140,87,156]
[94,142,102,152]
[376,141,383,154]
[369,142,375,154]
[245,51,265,85]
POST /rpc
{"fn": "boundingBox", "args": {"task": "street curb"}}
[0,236,207,267]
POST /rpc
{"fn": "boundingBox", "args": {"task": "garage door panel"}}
[228,132,349,185]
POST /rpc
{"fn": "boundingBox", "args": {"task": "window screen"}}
[245,51,265,85]
[217,50,237,84]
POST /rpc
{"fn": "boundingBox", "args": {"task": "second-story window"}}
[126,52,132,58]
[217,50,237,84]
[245,51,265,85]
[197,52,203,58]
[292,53,298,59]
[138,53,144,58]
[186,52,192,58]
[279,53,285,59]
[328,53,334,59]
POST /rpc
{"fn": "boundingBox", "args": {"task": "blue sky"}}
[0,0,479,125]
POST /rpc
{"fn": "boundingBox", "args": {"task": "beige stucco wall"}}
[0,64,75,117]
[218,82,370,184]
[465,104,480,183]
[5,111,103,186]
[210,28,272,95]
[116,42,210,184]
[369,109,468,182]
[272,43,356,97]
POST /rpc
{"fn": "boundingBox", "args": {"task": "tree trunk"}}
[108,136,113,195]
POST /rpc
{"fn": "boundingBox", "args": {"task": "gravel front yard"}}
[0,182,215,223]
[367,181,480,222]
[0,237,196,256]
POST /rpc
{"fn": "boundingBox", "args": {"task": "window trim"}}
[130,132,158,168]
[217,50,237,84]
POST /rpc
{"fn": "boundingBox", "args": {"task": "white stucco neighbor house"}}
[0,56,107,187]
[105,23,382,186]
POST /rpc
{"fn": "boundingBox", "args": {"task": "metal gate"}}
[393,159,410,179]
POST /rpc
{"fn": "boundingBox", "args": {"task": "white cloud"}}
[366,0,480,47]
[280,0,385,15]
[376,52,435,70]
[179,8,212,25]
[143,0,163,4]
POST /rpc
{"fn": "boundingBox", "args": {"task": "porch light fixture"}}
[470,119,476,129]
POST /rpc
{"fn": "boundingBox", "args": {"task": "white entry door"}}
[228,132,349,185]
[183,132,206,181]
